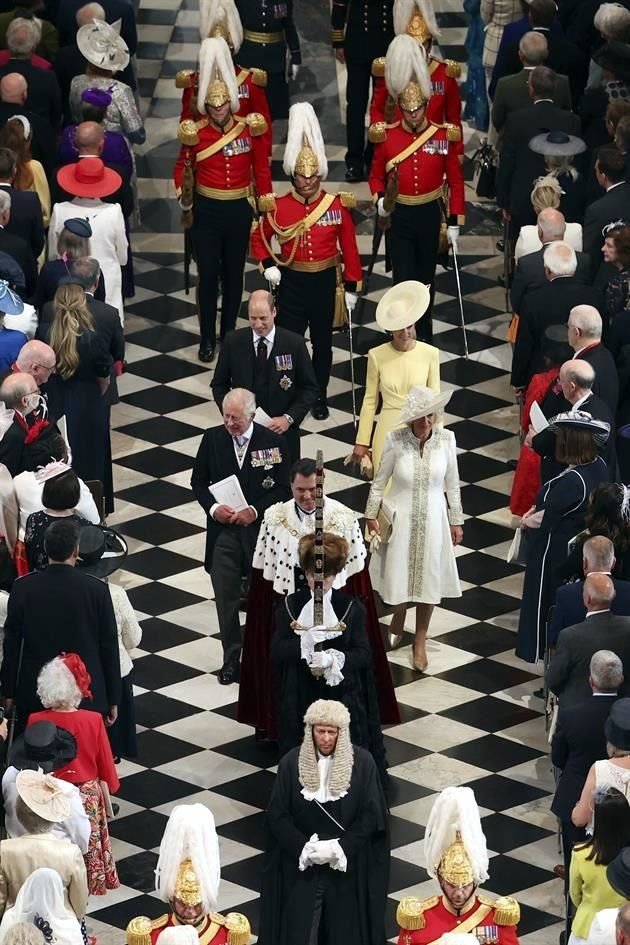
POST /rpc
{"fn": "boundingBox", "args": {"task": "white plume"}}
[197,35,239,114]
[385,34,432,100]
[394,0,441,39]
[154,804,221,914]
[283,102,328,180]
[424,786,489,884]
[198,0,243,51]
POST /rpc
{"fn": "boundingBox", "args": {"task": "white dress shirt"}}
[252,328,275,357]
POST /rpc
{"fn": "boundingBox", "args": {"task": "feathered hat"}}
[424,787,489,886]
[298,700,353,796]
[394,0,441,42]
[385,34,432,112]
[154,804,221,914]
[197,36,239,114]
[198,0,243,52]
[283,102,328,180]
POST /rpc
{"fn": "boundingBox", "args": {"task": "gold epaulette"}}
[175,69,195,88]
[479,895,521,926]
[446,122,462,142]
[368,121,386,144]
[126,917,152,945]
[338,191,356,209]
[246,112,268,136]
[396,896,439,931]
[445,58,462,78]
[225,913,251,945]
[251,67,267,87]
[150,915,169,932]
[372,56,385,77]
[178,119,200,146]
[258,193,276,212]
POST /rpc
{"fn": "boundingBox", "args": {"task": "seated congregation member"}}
[29,655,119,895]
[212,289,319,465]
[567,306,619,412]
[271,533,387,782]
[0,191,36,300]
[570,788,630,943]
[0,869,84,945]
[24,469,94,572]
[552,650,622,886]
[0,141,46,253]
[35,218,105,311]
[38,283,112,488]
[238,457,398,739]
[584,145,630,280]
[1,519,120,724]
[573,699,630,828]
[259,699,389,945]
[516,412,610,664]
[511,243,603,392]
[0,371,50,477]
[3,720,90,852]
[365,386,463,671]
[0,769,89,917]
[550,535,630,643]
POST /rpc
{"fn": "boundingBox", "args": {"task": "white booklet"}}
[530,401,549,434]
[254,406,273,427]
[209,474,249,511]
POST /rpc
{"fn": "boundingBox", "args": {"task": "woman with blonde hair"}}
[0,118,50,228]
[514,174,584,262]
[36,284,111,486]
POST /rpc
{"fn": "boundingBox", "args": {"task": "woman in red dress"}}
[28,653,120,896]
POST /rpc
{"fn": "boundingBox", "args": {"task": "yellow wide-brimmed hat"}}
[375,280,431,332]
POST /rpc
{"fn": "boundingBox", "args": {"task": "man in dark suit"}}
[546,573,630,703]
[567,304,618,412]
[0,73,55,177]
[212,290,318,464]
[56,0,136,53]
[490,2,567,99]
[0,18,61,127]
[492,32,571,134]
[0,371,49,475]
[0,147,44,263]
[584,145,630,278]
[551,649,621,885]
[496,65,581,235]
[510,209,591,314]
[550,536,630,644]
[0,190,36,299]
[511,242,603,389]
[53,121,133,220]
[1,518,120,724]
[191,388,291,684]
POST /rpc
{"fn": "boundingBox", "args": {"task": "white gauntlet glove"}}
[310,651,334,670]
[345,291,357,311]
[264,265,282,286]
[447,225,460,249]
[376,197,391,218]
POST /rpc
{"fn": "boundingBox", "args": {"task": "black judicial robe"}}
[259,745,389,945]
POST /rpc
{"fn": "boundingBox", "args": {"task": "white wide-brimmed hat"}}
[376,280,431,332]
[15,769,71,822]
[399,384,451,424]
[77,18,130,73]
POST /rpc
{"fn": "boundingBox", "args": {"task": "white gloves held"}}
[345,291,357,311]
[376,197,391,218]
[264,265,282,286]
[290,64,300,81]
[310,651,334,670]
[299,834,347,872]
[447,225,460,249]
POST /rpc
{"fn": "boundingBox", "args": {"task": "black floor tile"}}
[118,512,204,545]
[388,855,427,893]
[329,357,368,386]
[138,617,205,653]
[517,902,564,935]
[137,7,178,23]
[89,894,165,930]
[221,853,266,893]
[116,480,192,512]
[388,776,435,808]
[389,815,425,849]
[114,851,159,893]
[116,447,193,478]
[118,416,202,446]
[443,733,543,772]
[109,809,169,849]
[436,659,536,694]
[461,484,511,517]
[434,269,496,296]
[127,581,206,616]
[458,517,515,550]
[136,41,169,58]
[433,623,517,657]
[135,729,202,768]
[441,587,520,621]
[481,812,553,854]
[116,770,194,807]
[134,268,189,295]
[121,385,206,415]
[439,357,506,387]
[212,736,281,770]
[210,770,277,809]
[437,328,504,357]
[217,811,268,851]
[456,451,510,483]
[463,774,549,811]
[133,691,204,728]
[434,298,503,327]
[456,552,522,585]
[382,735,431,768]
[133,653,204,690]
[447,389,512,419]
[447,419,513,450]
[440,696,542,733]
[485,854,553,895]
[125,547,201,581]
[126,325,199,353]
[128,355,207,384]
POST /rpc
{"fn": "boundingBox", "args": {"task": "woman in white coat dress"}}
[365,386,464,672]
[49,159,127,324]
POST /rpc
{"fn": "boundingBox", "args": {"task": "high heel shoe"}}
[388,629,404,648]
[409,647,428,673]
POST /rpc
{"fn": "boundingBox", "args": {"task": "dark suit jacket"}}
[551,694,618,819]
[56,0,137,53]
[0,58,61,127]
[191,422,291,571]
[584,183,630,279]
[500,28,585,100]
[0,185,44,260]
[0,103,55,177]
[1,563,121,715]
[492,69,571,133]
[532,391,616,481]
[489,17,566,98]
[510,245,591,314]
[549,578,630,645]
[511,277,603,387]
[578,343,619,414]
[496,101,582,222]
[546,611,630,703]
[0,227,36,299]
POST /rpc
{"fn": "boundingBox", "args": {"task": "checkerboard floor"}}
[88,1,563,942]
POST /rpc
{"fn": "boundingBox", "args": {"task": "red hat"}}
[60,653,93,700]
[56,157,121,199]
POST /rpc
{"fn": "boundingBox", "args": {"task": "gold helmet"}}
[197,36,239,114]
[438,832,475,886]
[398,80,428,112]
[393,0,441,42]
[283,102,328,180]
[174,858,202,906]
[205,75,230,107]
[198,0,243,50]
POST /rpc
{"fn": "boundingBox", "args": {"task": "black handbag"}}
[472,141,497,199]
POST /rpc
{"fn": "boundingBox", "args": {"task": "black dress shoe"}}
[496,239,505,252]
[345,165,363,182]
[198,344,215,363]
[219,659,240,685]
[311,402,329,420]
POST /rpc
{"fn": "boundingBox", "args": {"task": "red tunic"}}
[28,707,120,793]
[398,897,520,945]
[179,67,272,158]
[368,120,465,222]
[150,914,227,945]
[250,189,363,290]
[370,58,463,154]
[173,116,272,198]
[509,367,558,516]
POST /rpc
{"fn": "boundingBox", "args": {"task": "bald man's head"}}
[0,371,38,411]
[568,304,603,347]
[75,1,105,25]
[15,339,56,387]
[559,358,595,403]
[75,121,104,155]
[0,73,27,105]
[583,572,616,611]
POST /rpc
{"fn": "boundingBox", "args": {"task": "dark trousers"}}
[192,194,252,348]
[308,875,328,945]
[390,200,441,343]
[277,267,337,403]
[345,56,373,170]
[210,528,253,663]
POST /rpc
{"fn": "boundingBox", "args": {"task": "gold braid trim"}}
[479,895,521,926]
[372,56,385,77]
[225,913,251,945]
[445,58,462,78]
[368,122,386,144]
[396,896,438,930]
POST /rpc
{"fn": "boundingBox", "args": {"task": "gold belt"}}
[396,186,444,207]
[196,184,253,200]
[244,28,285,43]
[283,255,339,273]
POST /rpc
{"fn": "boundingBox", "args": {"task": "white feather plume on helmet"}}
[393,0,441,40]
[283,102,328,180]
[385,34,432,102]
[197,36,239,115]
[198,0,243,51]
[424,786,489,885]
[154,804,221,914]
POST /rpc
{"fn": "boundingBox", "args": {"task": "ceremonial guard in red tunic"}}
[173,38,273,362]
[250,102,362,420]
[369,0,463,156]
[126,804,251,945]
[368,36,465,341]
[176,0,272,159]
[397,787,521,945]
[235,0,301,120]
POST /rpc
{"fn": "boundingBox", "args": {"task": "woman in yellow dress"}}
[351,281,441,473]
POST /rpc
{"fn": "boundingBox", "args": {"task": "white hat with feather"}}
[198,0,243,51]
[385,33,432,110]
[197,35,239,114]
[283,102,328,180]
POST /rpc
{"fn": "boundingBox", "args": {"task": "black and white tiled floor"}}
[86,1,563,942]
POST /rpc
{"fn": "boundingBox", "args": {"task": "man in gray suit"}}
[546,573,630,704]
[492,32,572,135]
